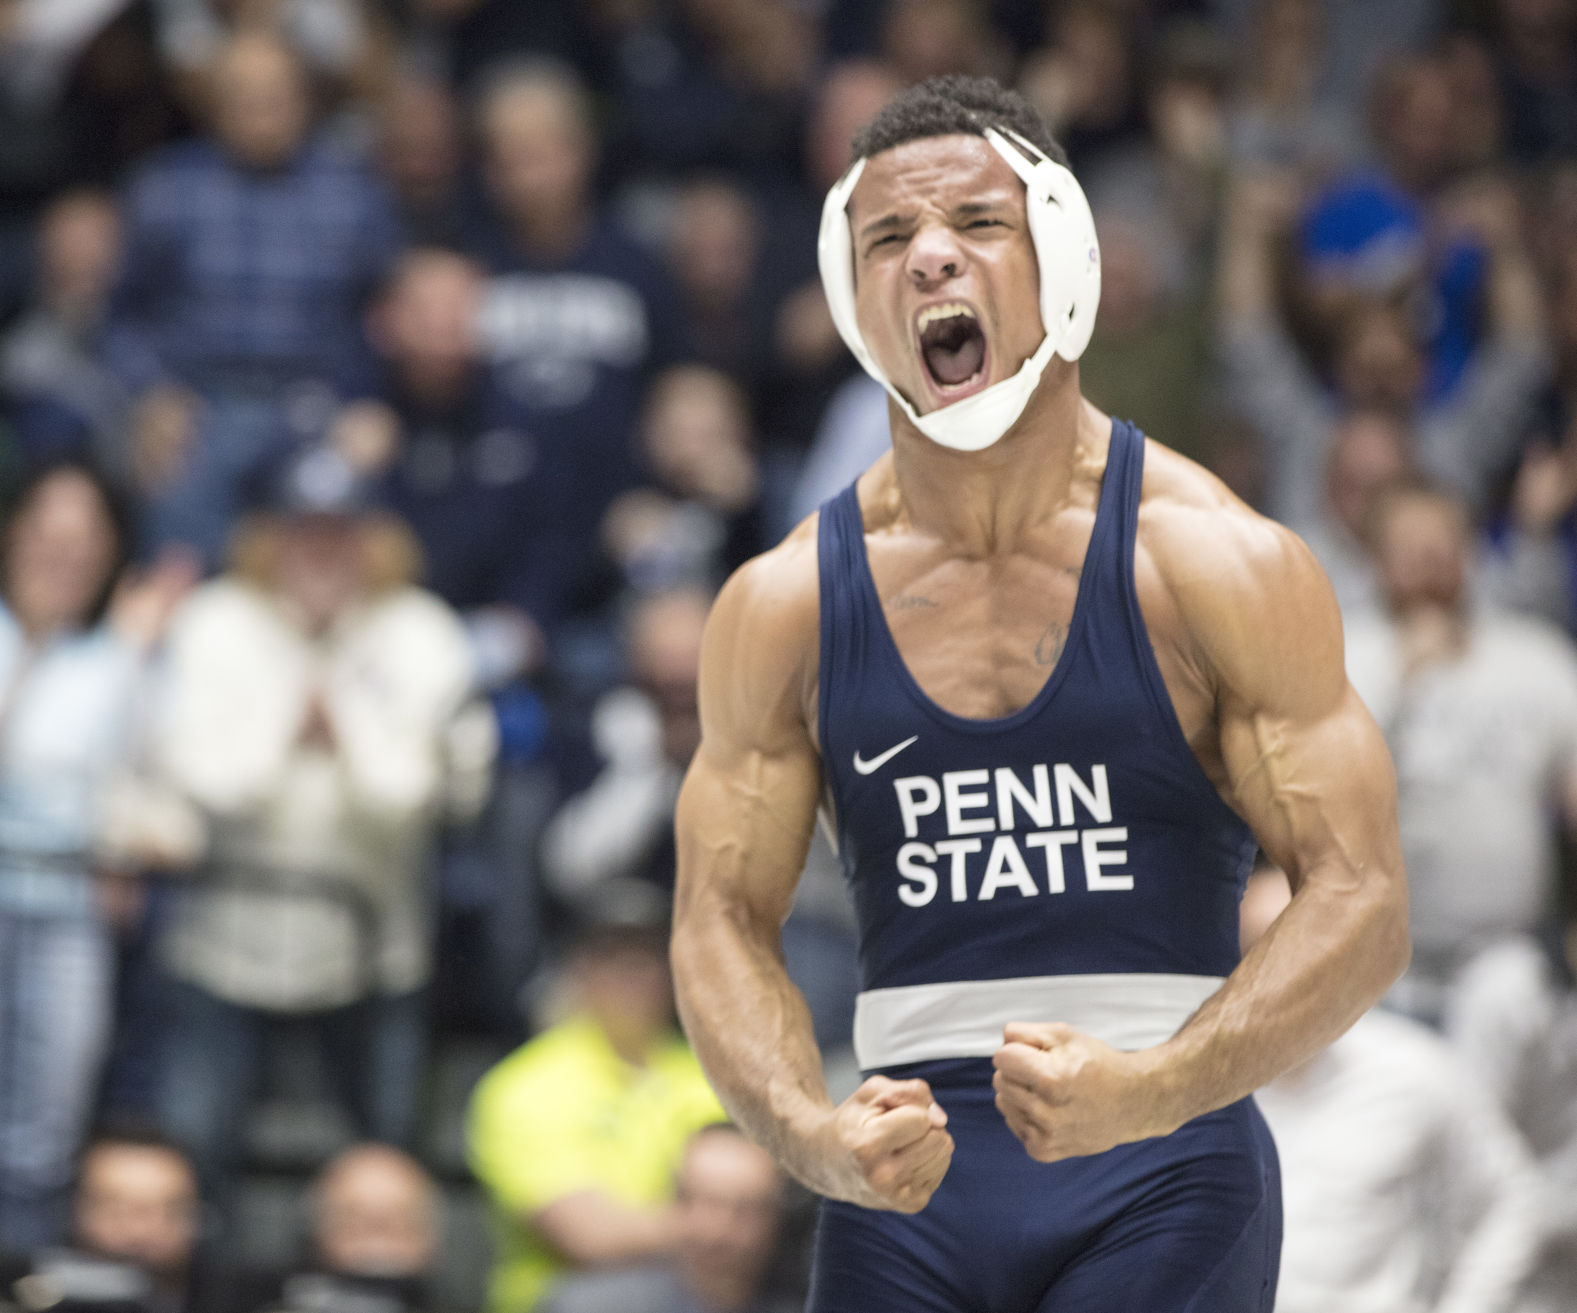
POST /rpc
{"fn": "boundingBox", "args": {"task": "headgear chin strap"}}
[817,126,1100,453]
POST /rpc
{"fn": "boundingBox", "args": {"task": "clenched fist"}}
[819,1075,954,1213]
[993,1022,1174,1163]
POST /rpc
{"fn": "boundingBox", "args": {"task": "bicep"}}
[1220,682,1403,894]
[1200,523,1404,896]
[674,727,822,937]
[673,551,823,939]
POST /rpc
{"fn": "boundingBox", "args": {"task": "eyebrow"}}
[857,212,911,241]
[953,200,1008,219]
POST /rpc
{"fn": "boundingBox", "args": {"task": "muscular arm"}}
[995,497,1409,1156]
[1142,515,1410,1126]
[672,533,953,1208]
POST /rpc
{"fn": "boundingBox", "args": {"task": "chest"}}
[862,516,1216,756]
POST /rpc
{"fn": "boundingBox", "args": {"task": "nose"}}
[906,220,964,287]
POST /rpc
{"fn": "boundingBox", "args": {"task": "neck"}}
[886,365,1107,555]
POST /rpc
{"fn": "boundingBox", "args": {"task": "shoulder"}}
[1476,611,1577,684]
[700,516,821,732]
[168,579,274,642]
[1137,440,1342,708]
[351,587,473,682]
[473,1020,601,1107]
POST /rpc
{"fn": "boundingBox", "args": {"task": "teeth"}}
[917,302,977,333]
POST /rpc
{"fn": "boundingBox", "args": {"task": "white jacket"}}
[154,578,493,1010]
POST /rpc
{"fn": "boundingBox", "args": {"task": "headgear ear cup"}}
[984,127,1101,363]
[816,125,1100,452]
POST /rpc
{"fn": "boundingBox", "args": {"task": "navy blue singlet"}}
[807,420,1280,1313]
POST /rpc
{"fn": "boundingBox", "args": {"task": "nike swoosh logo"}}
[853,735,919,775]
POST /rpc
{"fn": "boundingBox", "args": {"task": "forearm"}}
[671,897,845,1196]
[1143,864,1408,1130]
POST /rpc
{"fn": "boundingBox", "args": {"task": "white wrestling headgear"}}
[817,126,1100,453]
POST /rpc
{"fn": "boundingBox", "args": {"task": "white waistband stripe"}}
[853,971,1225,1070]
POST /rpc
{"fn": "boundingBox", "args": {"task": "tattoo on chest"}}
[889,594,939,610]
[1035,620,1068,667]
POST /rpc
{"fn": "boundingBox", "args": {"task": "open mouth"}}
[916,302,988,400]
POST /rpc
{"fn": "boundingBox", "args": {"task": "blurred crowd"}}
[0,0,1574,1310]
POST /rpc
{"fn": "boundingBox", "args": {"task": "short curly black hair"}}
[850,75,1069,170]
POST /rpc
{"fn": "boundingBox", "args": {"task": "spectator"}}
[0,189,127,467]
[1485,251,1577,630]
[1077,211,1215,469]
[149,447,495,1197]
[1245,867,1541,1313]
[149,0,391,113]
[102,30,402,565]
[1083,20,1232,295]
[470,58,686,561]
[541,588,709,923]
[227,1142,442,1313]
[1295,51,1514,403]
[664,179,772,392]
[1491,0,1577,163]
[1216,168,1549,535]
[356,246,572,679]
[1345,481,1577,1020]
[754,59,903,455]
[1299,408,1414,618]
[1,1129,207,1313]
[601,368,762,598]
[541,1124,795,1313]
[1017,1,1143,171]
[467,922,723,1313]
[374,74,466,248]
[1225,0,1361,176]
[879,0,1006,86]
[1447,913,1577,1313]
[0,462,186,1251]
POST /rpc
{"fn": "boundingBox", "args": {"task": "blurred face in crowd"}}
[4,469,121,639]
[642,367,757,512]
[807,61,904,193]
[1248,0,1321,100]
[481,75,594,241]
[38,191,121,322]
[211,34,312,169]
[377,78,461,207]
[1372,59,1457,192]
[674,1128,782,1304]
[670,182,760,318]
[1498,0,1576,64]
[881,0,990,84]
[848,134,1045,417]
[1332,302,1426,414]
[630,588,710,767]
[314,1145,438,1279]
[273,514,365,634]
[576,934,676,1058]
[1441,36,1502,169]
[1372,488,1471,617]
[75,1142,201,1284]
[1325,411,1411,541]
[374,250,484,398]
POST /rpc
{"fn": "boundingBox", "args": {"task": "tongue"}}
[924,329,985,387]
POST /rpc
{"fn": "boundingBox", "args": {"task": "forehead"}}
[847,133,1025,224]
